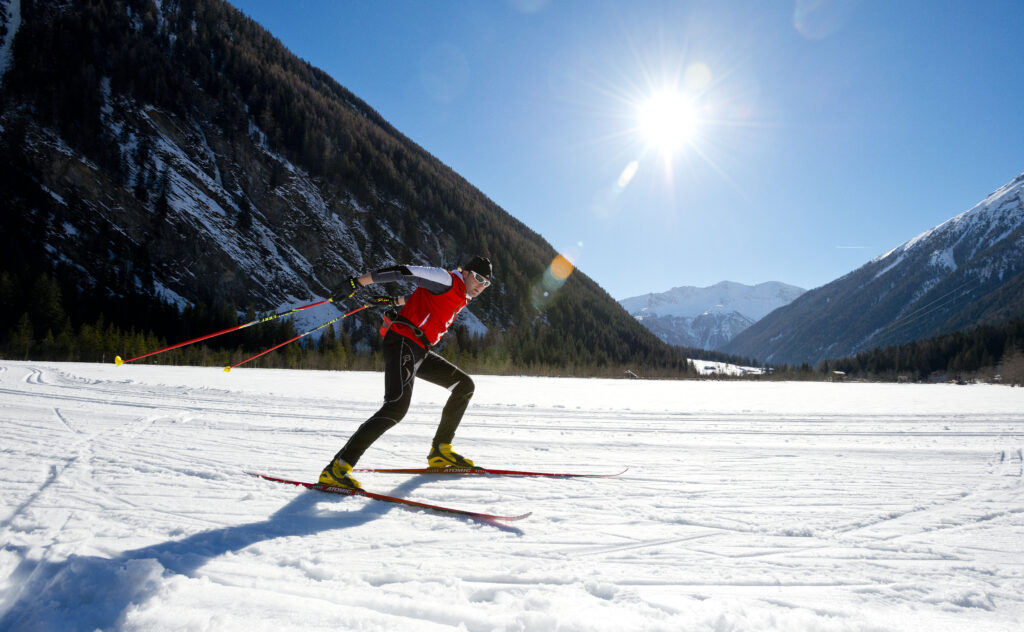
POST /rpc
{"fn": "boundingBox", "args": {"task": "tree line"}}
[0,266,697,377]
[7,261,1019,384]
[0,266,376,371]
[823,319,1024,385]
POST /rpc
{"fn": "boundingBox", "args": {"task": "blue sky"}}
[230,0,1024,300]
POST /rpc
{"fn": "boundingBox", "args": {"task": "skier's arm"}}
[355,272,373,287]
[366,265,453,294]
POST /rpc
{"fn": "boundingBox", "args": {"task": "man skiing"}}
[319,256,493,490]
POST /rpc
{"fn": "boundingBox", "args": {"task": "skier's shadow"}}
[0,477,522,631]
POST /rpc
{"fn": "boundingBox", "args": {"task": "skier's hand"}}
[334,276,362,300]
[369,296,401,308]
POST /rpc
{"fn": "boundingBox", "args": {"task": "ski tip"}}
[502,512,533,522]
[114,355,123,366]
[223,365,231,373]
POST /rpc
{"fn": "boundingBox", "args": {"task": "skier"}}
[319,256,493,489]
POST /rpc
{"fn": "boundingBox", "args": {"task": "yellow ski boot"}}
[427,444,475,469]
[318,458,362,489]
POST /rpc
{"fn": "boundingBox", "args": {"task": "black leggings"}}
[334,331,475,465]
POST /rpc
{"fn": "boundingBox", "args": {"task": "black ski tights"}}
[334,331,474,465]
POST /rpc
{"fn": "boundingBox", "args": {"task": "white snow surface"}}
[1,360,1023,631]
[690,359,764,376]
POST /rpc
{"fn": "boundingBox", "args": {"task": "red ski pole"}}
[115,299,334,366]
[224,304,370,372]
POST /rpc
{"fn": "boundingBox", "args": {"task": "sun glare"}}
[637,91,699,154]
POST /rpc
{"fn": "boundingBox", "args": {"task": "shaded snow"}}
[1,361,1023,630]
[929,247,957,272]
[872,250,906,279]
[0,0,19,88]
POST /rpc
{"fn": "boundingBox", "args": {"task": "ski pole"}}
[115,298,335,366]
[224,304,370,372]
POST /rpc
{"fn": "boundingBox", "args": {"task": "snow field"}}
[1,361,1022,631]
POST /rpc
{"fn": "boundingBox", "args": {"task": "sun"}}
[637,90,699,155]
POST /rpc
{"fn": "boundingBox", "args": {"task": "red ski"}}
[249,473,531,522]
[353,466,628,478]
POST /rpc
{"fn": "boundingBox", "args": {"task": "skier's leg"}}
[416,352,475,448]
[333,335,423,466]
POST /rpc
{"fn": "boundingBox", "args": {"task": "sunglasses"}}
[471,271,491,287]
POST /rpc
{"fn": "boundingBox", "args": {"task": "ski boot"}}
[427,443,475,468]
[318,458,362,490]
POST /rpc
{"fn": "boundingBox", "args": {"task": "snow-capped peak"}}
[619,281,806,321]
[874,171,1024,265]
[618,281,805,350]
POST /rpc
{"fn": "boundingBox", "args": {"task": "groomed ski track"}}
[1,361,1023,631]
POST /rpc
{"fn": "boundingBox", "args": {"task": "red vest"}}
[392,271,467,349]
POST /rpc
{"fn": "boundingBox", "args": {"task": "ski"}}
[248,473,531,522]
[353,466,628,478]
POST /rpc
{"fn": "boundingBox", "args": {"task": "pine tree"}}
[9,314,34,360]
[30,274,66,339]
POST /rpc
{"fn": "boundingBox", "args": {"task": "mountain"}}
[723,172,1024,366]
[618,281,806,349]
[0,0,687,373]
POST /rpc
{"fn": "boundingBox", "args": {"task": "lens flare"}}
[683,62,712,93]
[531,253,577,310]
[594,162,641,219]
[616,161,639,189]
[550,254,574,281]
[793,0,858,40]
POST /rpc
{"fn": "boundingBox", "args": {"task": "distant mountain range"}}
[723,171,1024,365]
[618,281,806,350]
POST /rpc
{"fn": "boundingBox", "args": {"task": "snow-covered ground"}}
[689,359,764,376]
[1,360,1022,631]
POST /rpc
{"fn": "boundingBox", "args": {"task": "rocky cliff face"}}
[16,91,373,309]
